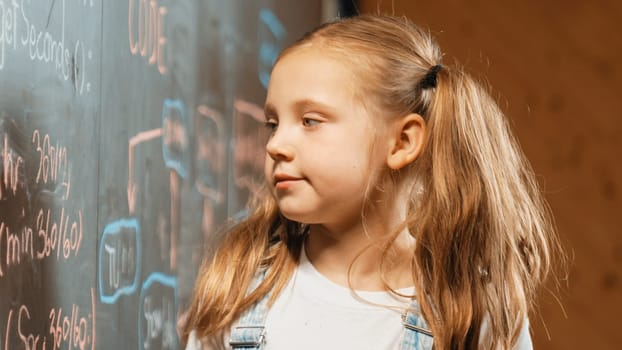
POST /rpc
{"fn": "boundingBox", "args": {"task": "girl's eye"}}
[302,117,320,127]
[264,120,278,131]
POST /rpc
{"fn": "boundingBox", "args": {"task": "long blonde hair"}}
[184,15,563,349]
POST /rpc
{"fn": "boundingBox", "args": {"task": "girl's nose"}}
[265,129,295,161]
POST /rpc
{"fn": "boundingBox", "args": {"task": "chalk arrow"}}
[128,128,163,215]
[127,182,137,215]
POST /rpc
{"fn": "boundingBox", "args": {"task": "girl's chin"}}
[277,207,318,225]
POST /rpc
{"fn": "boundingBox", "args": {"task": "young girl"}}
[183,15,562,350]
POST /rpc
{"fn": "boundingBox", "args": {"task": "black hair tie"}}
[419,64,443,90]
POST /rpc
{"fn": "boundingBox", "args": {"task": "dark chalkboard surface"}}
[0,1,322,349]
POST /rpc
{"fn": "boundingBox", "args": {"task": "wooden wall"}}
[357,1,621,349]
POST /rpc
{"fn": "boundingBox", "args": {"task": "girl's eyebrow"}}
[264,99,334,120]
[294,99,333,114]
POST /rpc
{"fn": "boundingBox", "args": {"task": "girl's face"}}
[264,46,390,229]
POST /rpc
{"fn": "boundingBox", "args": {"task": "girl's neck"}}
[304,212,415,292]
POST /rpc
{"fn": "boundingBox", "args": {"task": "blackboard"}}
[0,1,322,349]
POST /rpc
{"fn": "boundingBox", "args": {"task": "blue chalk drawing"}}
[258,9,286,88]
[138,272,179,350]
[98,218,142,304]
[161,99,190,179]
[140,272,177,291]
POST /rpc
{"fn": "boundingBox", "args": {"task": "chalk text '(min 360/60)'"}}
[0,206,83,278]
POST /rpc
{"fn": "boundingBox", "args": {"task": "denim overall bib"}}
[228,272,434,350]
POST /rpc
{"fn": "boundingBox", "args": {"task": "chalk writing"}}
[258,9,285,88]
[47,305,91,350]
[0,0,94,94]
[138,273,177,350]
[34,207,83,260]
[1,288,96,350]
[142,296,175,350]
[128,0,168,74]
[0,0,19,70]
[0,207,83,279]
[103,238,136,290]
[32,130,71,200]
[1,220,31,271]
[21,0,72,77]
[98,218,141,304]
[1,133,24,199]
[72,39,92,94]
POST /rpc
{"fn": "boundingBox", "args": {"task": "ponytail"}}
[408,65,560,349]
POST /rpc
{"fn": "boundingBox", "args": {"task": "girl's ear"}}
[386,113,427,170]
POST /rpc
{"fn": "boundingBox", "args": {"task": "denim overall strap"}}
[229,270,271,349]
[401,301,434,350]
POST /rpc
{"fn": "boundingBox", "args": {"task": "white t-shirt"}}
[186,249,533,349]
[261,249,413,349]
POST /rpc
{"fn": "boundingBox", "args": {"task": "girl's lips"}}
[274,173,301,182]
[275,179,302,190]
[273,174,304,190]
